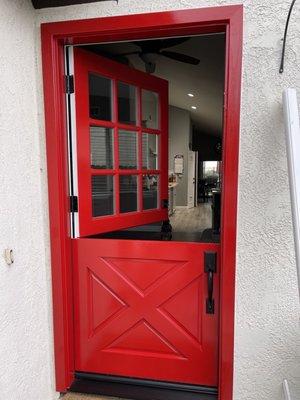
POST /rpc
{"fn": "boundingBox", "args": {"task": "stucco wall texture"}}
[0,1,57,400]
[1,0,300,399]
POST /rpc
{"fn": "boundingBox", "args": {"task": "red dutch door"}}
[72,48,219,387]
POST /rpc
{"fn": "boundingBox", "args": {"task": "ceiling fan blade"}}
[120,51,141,56]
[133,37,189,52]
[156,37,190,49]
[87,47,131,65]
[160,50,200,65]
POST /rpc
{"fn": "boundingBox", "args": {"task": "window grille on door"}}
[72,48,169,237]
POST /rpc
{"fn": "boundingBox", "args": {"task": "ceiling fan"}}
[94,38,200,73]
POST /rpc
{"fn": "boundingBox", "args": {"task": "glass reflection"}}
[89,74,112,121]
[92,175,114,217]
[143,174,158,210]
[118,130,137,169]
[142,90,159,129]
[120,175,138,213]
[90,126,113,169]
[118,82,137,125]
[142,133,158,170]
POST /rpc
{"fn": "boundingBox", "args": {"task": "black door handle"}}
[205,252,217,314]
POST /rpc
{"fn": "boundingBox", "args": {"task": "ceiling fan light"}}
[140,53,158,63]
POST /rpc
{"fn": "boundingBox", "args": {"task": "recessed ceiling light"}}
[188,93,194,97]
[191,106,197,110]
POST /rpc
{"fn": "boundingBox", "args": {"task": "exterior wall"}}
[0,1,298,400]
[169,105,191,207]
[0,1,58,400]
[34,2,300,399]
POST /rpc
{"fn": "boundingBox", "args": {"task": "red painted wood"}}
[74,48,168,236]
[41,34,75,391]
[41,5,243,397]
[73,238,220,386]
[218,9,243,400]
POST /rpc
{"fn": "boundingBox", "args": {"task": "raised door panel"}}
[73,238,219,386]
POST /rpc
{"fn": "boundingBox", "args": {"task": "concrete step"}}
[63,393,123,400]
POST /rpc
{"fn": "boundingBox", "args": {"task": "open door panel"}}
[73,48,169,237]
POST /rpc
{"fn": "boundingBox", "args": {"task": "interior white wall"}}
[34,1,300,400]
[169,105,191,207]
[0,1,299,400]
[0,1,58,400]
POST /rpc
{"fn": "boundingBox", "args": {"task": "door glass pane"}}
[142,133,158,170]
[118,130,137,169]
[92,175,114,217]
[118,82,137,125]
[89,74,112,121]
[142,90,159,129]
[120,175,137,213]
[90,126,113,169]
[143,174,158,210]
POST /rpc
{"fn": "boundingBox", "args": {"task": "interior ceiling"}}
[83,34,226,137]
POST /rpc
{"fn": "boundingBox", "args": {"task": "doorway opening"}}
[64,31,225,399]
[72,33,225,244]
[41,6,242,400]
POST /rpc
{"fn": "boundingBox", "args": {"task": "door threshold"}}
[70,373,218,400]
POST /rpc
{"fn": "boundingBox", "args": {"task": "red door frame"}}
[41,5,243,400]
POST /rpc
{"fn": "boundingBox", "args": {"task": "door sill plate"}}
[70,373,218,400]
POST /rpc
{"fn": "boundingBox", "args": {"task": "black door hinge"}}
[70,195,78,213]
[65,75,74,94]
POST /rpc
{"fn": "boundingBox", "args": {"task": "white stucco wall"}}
[34,2,300,399]
[1,0,300,399]
[0,1,58,400]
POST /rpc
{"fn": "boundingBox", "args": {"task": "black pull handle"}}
[205,252,217,314]
[207,271,214,314]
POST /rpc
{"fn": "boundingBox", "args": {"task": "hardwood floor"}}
[170,204,212,233]
[98,203,217,243]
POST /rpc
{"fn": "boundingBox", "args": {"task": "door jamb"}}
[41,5,243,400]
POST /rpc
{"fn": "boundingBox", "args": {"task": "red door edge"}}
[41,5,243,400]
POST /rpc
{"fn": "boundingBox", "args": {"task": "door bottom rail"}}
[70,372,218,400]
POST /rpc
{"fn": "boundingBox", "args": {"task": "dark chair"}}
[198,179,207,203]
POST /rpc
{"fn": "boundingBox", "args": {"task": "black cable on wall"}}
[279,0,297,73]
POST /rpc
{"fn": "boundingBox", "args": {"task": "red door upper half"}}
[73,48,169,237]
[73,239,219,387]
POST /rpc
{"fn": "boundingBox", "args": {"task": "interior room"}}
[81,33,225,242]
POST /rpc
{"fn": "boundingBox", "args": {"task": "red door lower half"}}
[73,238,219,387]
